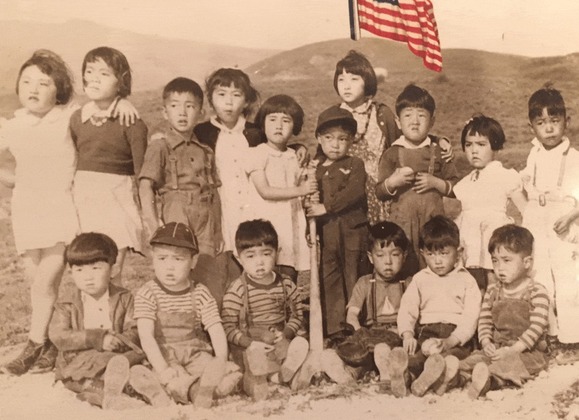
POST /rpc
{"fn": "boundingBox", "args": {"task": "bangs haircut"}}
[333,50,377,97]
[17,49,74,105]
[162,77,203,103]
[235,219,278,253]
[368,221,409,252]
[205,68,259,116]
[419,215,460,251]
[488,224,533,257]
[83,46,132,98]
[65,232,118,266]
[256,94,304,135]
[461,114,506,151]
[395,84,435,116]
[528,85,566,121]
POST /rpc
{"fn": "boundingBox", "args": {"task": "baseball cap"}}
[150,222,199,254]
[315,106,357,136]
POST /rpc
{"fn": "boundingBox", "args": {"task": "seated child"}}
[221,219,309,400]
[135,222,241,407]
[50,233,168,410]
[386,216,481,398]
[338,222,407,378]
[458,225,549,399]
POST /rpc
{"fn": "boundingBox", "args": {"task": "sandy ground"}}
[1,345,579,420]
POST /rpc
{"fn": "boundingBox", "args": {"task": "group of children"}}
[0,45,578,409]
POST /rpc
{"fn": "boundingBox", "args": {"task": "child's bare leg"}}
[110,247,127,286]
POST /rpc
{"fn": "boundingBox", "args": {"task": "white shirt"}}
[82,289,112,330]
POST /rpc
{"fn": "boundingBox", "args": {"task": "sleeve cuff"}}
[87,329,108,351]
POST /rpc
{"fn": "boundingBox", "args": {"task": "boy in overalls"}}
[459,225,549,398]
[135,222,241,407]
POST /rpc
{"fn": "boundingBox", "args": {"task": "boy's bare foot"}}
[280,336,309,383]
[374,343,392,382]
[411,354,445,397]
[434,355,460,395]
[387,348,409,397]
[129,365,171,407]
[468,362,491,399]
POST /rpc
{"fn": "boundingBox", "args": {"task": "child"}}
[453,115,527,291]
[376,84,459,274]
[387,216,481,398]
[70,46,148,285]
[49,232,168,410]
[520,86,579,363]
[246,94,316,281]
[135,222,241,407]
[306,106,371,337]
[221,219,309,400]
[139,77,225,304]
[458,225,549,399]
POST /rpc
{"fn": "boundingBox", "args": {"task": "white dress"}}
[246,143,309,270]
[0,105,79,254]
[453,161,521,270]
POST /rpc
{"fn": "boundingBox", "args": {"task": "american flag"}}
[349,0,443,72]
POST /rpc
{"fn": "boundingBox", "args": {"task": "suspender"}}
[397,143,437,175]
[190,282,201,332]
[163,137,180,190]
[367,277,405,325]
[239,274,290,331]
[532,143,570,189]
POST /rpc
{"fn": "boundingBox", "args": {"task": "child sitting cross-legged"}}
[221,219,310,400]
[135,222,242,407]
[50,233,169,410]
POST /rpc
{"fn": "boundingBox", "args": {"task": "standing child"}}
[306,107,371,337]
[458,225,549,399]
[520,86,579,363]
[246,94,316,281]
[70,46,148,285]
[453,115,527,291]
[376,84,459,274]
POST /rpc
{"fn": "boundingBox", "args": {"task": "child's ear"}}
[189,254,199,270]
[162,106,169,121]
[565,115,571,128]
[429,114,436,129]
[367,251,374,265]
[456,246,465,265]
[528,121,535,134]
[402,250,408,262]
[395,116,401,130]
[523,255,533,270]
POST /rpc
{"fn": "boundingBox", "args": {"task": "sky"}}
[1,0,579,56]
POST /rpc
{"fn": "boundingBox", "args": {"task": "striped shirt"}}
[478,280,549,350]
[134,279,221,331]
[221,273,304,348]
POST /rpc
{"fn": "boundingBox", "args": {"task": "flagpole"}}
[348,0,361,40]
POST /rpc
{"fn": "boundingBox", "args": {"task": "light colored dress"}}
[0,104,79,254]
[246,143,309,270]
[453,160,521,270]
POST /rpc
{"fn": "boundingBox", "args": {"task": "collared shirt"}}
[80,99,118,123]
[82,289,112,330]
[391,135,432,149]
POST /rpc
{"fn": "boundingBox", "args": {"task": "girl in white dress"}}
[453,115,527,291]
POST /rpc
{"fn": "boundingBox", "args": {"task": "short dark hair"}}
[235,219,278,253]
[255,94,304,135]
[82,46,132,98]
[333,50,377,97]
[162,77,203,103]
[65,232,118,266]
[461,114,506,151]
[17,49,74,105]
[528,84,566,121]
[205,68,259,117]
[395,84,435,116]
[419,215,460,251]
[488,224,533,257]
[368,221,410,252]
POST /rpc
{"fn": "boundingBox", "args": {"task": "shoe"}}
[387,348,409,398]
[556,347,579,365]
[194,358,226,408]
[129,365,171,407]
[29,340,58,374]
[215,371,243,398]
[373,343,392,382]
[434,355,460,395]
[243,372,269,401]
[244,347,270,376]
[280,336,309,383]
[411,354,445,397]
[320,349,356,385]
[102,355,130,410]
[467,362,491,399]
[1,340,44,376]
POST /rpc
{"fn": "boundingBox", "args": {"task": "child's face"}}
[70,261,111,298]
[211,83,247,129]
[163,92,203,135]
[529,108,568,150]
[336,70,366,108]
[421,246,459,276]
[396,107,434,145]
[152,244,196,292]
[491,246,532,287]
[464,133,495,169]
[264,112,294,151]
[368,242,406,282]
[237,244,277,282]
[83,58,120,104]
[18,65,58,116]
[317,127,352,162]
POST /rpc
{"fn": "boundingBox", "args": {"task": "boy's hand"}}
[272,329,284,344]
[438,137,454,162]
[388,167,415,189]
[553,214,574,236]
[412,172,436,194]
[441,336,460,352]
[301,177,318,196]
[112,98,140,126]
[248,340,274,353]
[306,203,327,217]
[102,333,123,352]
[402,332,417,355]
[482,341,497,358]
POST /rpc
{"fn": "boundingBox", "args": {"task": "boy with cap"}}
[306,106,371,337]
[135,222,242,407]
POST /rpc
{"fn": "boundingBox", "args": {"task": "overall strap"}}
[397,146,405,168]
[163,137,179,190]
[371,278,378,324]
[428,143,437,175]
[281,276,291,326]
[239,276,253,331]
[190,282,201,332]
[532,143,571,188]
